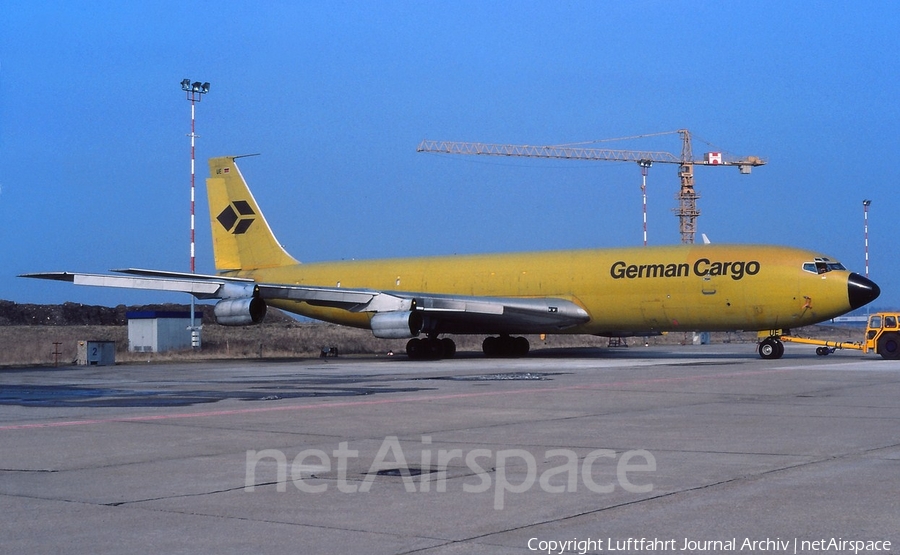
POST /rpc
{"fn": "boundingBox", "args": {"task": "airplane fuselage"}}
[231,243,862,335]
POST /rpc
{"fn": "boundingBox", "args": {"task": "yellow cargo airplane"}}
[22,156,880,360]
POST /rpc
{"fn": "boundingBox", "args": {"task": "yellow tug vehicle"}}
[764,312,900,360]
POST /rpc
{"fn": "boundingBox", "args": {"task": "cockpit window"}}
[802,258,846,274]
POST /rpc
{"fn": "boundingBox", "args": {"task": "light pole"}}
[863,199,871,280]
[638,160,652,246]
[863,199,872,319]
[181,79,210,348]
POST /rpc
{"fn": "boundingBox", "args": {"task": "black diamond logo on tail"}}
[217,201,256,234]
[217,206,238,230]
[233,200,254,215]
[233,219,254,234]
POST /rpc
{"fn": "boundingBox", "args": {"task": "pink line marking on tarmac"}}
[0,367,793,432]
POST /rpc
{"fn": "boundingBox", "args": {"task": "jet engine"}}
[370,311,423,339]
[214,297,267,326]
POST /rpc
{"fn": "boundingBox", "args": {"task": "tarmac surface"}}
[1,344,898,554]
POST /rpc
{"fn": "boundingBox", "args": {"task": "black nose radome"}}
[848,273,880,310]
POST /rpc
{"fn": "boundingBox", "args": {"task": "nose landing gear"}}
[758,336,784,359]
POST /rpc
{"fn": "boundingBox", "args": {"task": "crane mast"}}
[677,129,698,244]
[417,129,765,244]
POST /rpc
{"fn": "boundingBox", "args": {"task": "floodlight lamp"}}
[181,78,191,91]
[201,82,210,94]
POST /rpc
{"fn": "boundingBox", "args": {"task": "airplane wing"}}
[20,269,590,335]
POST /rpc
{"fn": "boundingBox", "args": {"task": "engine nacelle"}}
[370,311,423,339]
[214,297,267,326]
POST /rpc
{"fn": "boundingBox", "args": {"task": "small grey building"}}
[76,340,116,366]
[127,311,203,353]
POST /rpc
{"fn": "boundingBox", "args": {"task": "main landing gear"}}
[758,336,784,359]
[482,335,530,358]
[405,334,532,360]
[406,336,456,360]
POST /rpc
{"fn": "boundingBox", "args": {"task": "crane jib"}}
[416,131,765,245]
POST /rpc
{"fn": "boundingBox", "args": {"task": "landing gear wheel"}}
[758,337,784,360]
[482,336,499,358]
[441,338,456,359]
[877,332,900,360]
[425,337,444,359]
[406,338,423,359]
[406,337,456,360]
[514,336,530,357]
[482,335,530,358]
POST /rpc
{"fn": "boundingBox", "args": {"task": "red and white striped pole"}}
[638,160,652,246]
[190,97,196,273]
[863,199,871,279]
[181,79,209,348]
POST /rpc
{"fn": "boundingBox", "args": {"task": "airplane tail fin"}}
[206,156,299,272]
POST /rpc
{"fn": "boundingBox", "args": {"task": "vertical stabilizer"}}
[206,156,299,272]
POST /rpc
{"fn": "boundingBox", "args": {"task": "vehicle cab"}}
[864,312,900,359]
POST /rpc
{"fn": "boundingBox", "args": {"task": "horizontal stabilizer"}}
[20,271,224,298]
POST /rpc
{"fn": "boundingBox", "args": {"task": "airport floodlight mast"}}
[863,199,871,279]
[638,160,652,246]
[417,130,766,244]
[181,78,210,348]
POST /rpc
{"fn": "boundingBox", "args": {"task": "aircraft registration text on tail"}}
[22,156,880,359]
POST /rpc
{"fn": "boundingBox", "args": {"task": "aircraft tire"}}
[430,337,450,359]
[758,337,783,360]
[406,338,423,359]
[514,336,530,357]
[877,332,900,360]
[482,336,500,357]
[441,338,456,359]
[407,337,456,360]
[482,335,530,357]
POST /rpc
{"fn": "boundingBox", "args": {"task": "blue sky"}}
[2,1,899,308]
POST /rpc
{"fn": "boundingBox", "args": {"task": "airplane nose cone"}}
[848,273,880,310]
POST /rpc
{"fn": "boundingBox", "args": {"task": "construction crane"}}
[417,129,766,244]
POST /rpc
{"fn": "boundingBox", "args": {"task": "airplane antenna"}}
[181,78,210,349]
